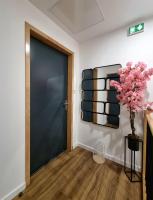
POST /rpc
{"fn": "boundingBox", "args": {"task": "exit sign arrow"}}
[137,24,143,31]
[128,23,144,36]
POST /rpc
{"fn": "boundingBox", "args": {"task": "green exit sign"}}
[128,23,144,36]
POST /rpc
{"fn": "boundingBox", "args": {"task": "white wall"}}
[0,0,80,199]
[1,1,153,199]
[78,17,153,168]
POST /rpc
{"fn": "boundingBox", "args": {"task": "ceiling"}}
[29,0,153,42]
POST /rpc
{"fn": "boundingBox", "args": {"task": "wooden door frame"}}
[25,22,74,186]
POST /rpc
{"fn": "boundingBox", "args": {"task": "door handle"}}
[64,100,68,111]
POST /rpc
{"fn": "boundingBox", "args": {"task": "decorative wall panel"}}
[81,64,121,128]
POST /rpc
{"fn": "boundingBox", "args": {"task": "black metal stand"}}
[124,136,143,182]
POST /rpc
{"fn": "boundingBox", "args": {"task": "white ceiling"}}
[29,0,153,42]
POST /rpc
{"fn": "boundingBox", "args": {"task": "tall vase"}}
[128,110,139,151]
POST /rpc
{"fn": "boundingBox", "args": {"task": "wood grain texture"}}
[25,22,31,186]
[67,53,74,151]
[145,110,153,136]
[143,112,147,200]
[14,148,141,200]
[142,110,153,200]
[25,22,74,185]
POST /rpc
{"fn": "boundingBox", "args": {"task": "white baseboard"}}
[77,142,95,152]
[73,142,78,149]
[1,182,25,200]
[77,142,141,171]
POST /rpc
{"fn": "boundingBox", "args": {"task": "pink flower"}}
[138,62,147,71]
[143,102,153,110]
[118,68,123,75]
[112,62,153,112]
[148,68,153,75]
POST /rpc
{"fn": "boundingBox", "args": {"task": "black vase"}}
[128,134,139,151]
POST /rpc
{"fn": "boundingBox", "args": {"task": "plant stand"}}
[124,136,143,182]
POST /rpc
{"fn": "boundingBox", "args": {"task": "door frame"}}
[25,22,74,186]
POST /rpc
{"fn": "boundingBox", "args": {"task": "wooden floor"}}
[14,148,141,200]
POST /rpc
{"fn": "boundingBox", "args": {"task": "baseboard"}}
[77,142,95,153]
[73,142,78,149]
[1,182,25,200]
[77,142,141,171]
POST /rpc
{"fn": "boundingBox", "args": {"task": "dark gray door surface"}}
[30,36,68,175]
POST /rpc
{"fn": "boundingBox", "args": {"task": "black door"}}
[30,36,68,175]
